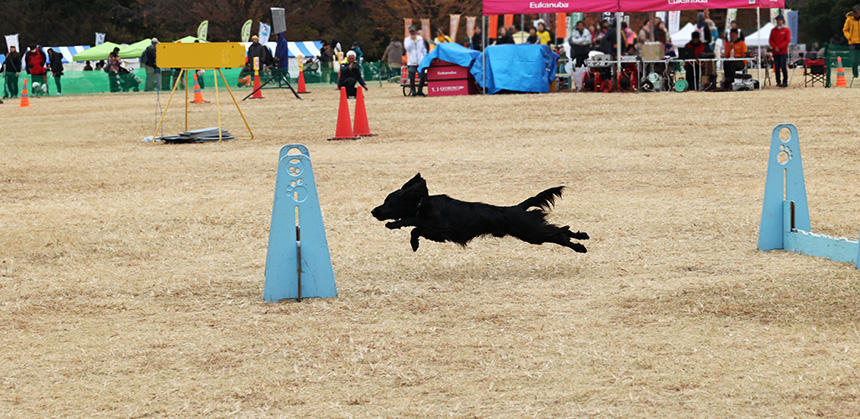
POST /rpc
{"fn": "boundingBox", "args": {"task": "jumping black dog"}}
[371,173,589,252]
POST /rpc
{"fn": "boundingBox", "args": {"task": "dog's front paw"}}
[573,231,590,240]
[385,221,401,229]
[571,243,587,253]
[410,231,420,252]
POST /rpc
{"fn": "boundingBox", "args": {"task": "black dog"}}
[371,173,589,252]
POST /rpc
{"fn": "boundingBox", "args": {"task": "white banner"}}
[725,9,737,38]
[449,14,461,42]
[668,10,680,35]
[655,11,667,24]
[258,22,271,45]
[95,32,105,45]
[5,34,19,51]
[465,16,476,39]
[197,21,209,41]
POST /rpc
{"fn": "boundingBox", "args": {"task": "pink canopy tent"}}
[479,0,785,91]
[482,0,784,14]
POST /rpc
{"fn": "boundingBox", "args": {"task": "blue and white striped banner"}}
[44,45,91,63]
[242,41,322,59]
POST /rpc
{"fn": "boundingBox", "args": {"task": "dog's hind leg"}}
[410,228,421,252]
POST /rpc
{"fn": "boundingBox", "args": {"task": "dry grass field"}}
[1,75,859,416]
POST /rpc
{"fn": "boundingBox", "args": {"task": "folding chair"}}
[803,58,826,87]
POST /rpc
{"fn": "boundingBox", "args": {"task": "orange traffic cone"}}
[352,86,374,136]
[251,71,263,99]
[328,87,358,141]
[191,73,206,103]
[835,56,848,88]
[18,79,30,108]
[297,70,308,93]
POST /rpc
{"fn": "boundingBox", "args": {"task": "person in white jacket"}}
[404,27,428,97]
[567,21,592,68]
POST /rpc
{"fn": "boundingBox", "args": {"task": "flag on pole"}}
[465,16,476,39]
[95,32,105,45]
[241,19,252,42]
[421,19,430,40]
[258,22,271,45]
[503,14,514,28]
[449,14,461,42]
[404,18,413,40]
[197,21,209,41]
[5,34,20,51]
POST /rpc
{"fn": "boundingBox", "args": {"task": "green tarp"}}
[72,42,122,62]
[119,39,152,59]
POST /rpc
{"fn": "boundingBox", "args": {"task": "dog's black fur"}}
[371,173,589,252]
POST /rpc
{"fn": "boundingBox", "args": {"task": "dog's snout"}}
[371,206,381,218]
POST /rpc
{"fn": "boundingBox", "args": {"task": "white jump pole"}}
[757,7,762,90]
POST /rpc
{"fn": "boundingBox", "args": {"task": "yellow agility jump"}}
[153,42,254,142]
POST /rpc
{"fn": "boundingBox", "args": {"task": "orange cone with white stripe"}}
[191,73,206,103]
[18,79,30,108]
[835,56,848,88]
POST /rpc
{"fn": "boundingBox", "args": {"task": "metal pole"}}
[483,15,486,95]
[616,12,622,90]
[521,14,524,37]
[757,7,762,90]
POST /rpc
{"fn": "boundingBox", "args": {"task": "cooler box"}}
[426,59,477,97]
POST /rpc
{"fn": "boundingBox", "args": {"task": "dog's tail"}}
[518,186,564,211]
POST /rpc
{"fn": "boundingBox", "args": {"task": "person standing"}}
[274,32,289,78]
[495,27,514,45]
[336,51,366,98]
[568,21,591,68]
[246,35,272,70]
[351,41,363,63]
[381,37,404,79]
[2,46,22,98]
[25,45,49,96]
[47,48,64,95]
[536,22,552,45]
[404,26,427,97]
[843,5,860,80]
[107,47,121,92]
[141,38,159,91]
[769,15,791,88]
[470,25,483,51]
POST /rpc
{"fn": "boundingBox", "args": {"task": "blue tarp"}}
[418,43,480,72]
[471,44,559,94]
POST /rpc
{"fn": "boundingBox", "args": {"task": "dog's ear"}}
[404,176,428,198]
[401,172,424,190]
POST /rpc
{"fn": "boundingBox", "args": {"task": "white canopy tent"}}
[744,22,774,47]
[669,23,697,47]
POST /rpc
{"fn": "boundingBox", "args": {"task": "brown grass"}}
[1,72,859,416]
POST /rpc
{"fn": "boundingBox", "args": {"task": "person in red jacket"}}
[25,45,49,96]
[769,15,791,88]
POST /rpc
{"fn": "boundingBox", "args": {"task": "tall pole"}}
[482,15,486,94]
[616,12,622,89]
[757,7,762,90]
[521,14,525,37]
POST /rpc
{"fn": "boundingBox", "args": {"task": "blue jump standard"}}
[757,123,860,269]
[264,144,338,302]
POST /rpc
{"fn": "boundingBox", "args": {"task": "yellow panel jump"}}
[152,42,253,142]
